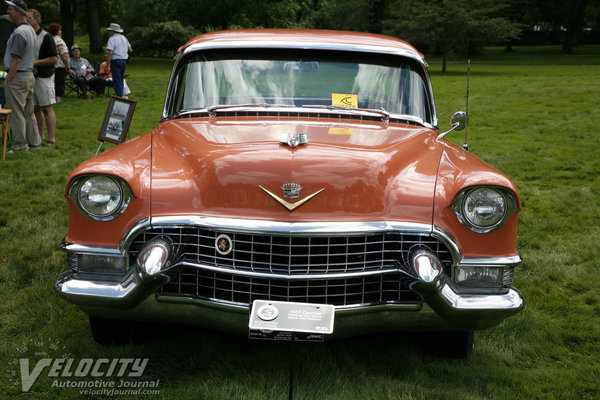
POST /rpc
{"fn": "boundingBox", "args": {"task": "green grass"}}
[1,45,600,399]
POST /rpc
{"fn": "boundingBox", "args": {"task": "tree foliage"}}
[128,21,199,57]
[383,0,522,71]
[23,0,600,59]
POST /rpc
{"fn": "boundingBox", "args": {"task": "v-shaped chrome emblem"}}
[259,185,325,212]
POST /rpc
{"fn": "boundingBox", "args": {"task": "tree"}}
[561,0,592,53]
[309,0,376,31]
[59,0,77,47]
[383,0,522,72]
[501,0,537,52]
[86,0,102,53]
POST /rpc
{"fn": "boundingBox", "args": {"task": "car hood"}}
[150,118,443,224]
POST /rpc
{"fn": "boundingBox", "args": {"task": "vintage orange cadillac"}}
[55,29,524,356]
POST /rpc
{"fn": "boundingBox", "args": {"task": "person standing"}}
[4,0,40,153]
[105,23,131,98]
[27,8,57,145]
[47,22,69,103]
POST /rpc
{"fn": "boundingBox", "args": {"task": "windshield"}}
[166,49,435,124]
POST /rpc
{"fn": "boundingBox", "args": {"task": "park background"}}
[1,0,599,399]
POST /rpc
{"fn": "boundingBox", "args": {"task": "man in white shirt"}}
[105,23,131,98]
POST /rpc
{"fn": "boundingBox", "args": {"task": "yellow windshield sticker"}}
[332,93,358,108]
[328,128,354,135]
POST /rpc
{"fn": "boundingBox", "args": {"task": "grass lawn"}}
[0,44,599,399]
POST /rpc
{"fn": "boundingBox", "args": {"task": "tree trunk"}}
[369,0,386,33]
[87,0,103,54]
[59,0,77,49]
[561,0,589,54]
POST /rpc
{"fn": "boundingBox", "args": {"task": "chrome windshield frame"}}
[162,42,438,128]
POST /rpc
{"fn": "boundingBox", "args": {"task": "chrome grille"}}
[130,228,453,275]
[158,267,419,306]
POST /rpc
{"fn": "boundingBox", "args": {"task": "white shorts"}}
[33,76,57,107]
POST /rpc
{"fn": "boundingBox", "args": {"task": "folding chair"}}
[65,74,83,97]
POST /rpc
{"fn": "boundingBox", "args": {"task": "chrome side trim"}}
[459,255,522,266]
[61,241,123,256]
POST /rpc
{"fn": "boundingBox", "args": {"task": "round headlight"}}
[78,176,123,218]
[462,187,506,229]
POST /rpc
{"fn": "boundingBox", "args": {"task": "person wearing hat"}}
[105,22,131,98]
[69,44,106,98]
[4,0,41,153]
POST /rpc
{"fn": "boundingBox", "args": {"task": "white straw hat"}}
[107,23,124,33]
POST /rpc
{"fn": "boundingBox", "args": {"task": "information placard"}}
[249,300,335,335]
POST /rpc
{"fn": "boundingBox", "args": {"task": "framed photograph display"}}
[98,96,136,144]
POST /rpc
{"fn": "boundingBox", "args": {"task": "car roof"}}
[178,29,427,67]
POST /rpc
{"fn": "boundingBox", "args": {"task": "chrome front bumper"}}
[56,218,525,335]
[55,266,524,335]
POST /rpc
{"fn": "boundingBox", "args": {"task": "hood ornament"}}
[280,133,308,148]
[260,184,324,212]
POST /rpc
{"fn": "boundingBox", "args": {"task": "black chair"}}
[65,74,83,97]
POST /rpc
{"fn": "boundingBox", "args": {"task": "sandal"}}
[47,141,56,146]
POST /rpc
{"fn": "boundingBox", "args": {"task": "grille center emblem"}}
[215,234,233,255]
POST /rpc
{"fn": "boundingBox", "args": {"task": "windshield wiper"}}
[302,104,391,122]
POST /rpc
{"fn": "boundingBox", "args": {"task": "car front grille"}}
[130,227,453,307]
[158,267,419,306]
[130,227,453,275]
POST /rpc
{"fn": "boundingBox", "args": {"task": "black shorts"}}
[54,67,67,97]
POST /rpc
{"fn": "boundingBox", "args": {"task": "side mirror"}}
[450,111,467,131]
[437,111,467,139]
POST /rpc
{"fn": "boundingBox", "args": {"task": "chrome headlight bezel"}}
[68,175,134,222]
[451,186,518,233]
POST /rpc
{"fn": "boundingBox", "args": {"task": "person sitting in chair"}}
[69,44,106,98]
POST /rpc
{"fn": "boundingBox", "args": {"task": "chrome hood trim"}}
[149,216,433,235]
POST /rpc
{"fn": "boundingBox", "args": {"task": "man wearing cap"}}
[105,23,131,98]
[4,0,40,152]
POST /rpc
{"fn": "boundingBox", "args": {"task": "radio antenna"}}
[463,59,470,151]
